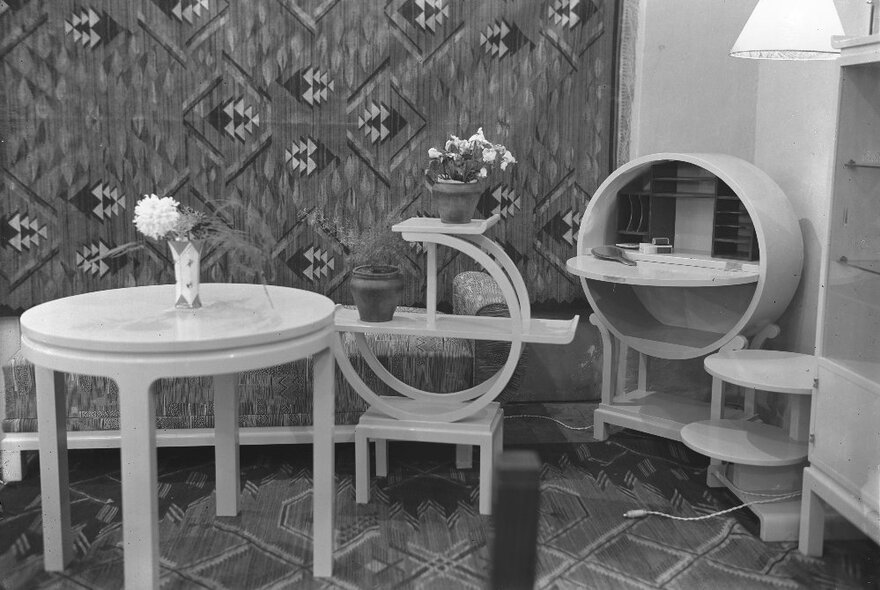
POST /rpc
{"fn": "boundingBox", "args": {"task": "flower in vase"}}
[425,127,516,183]
[133,194,211,242]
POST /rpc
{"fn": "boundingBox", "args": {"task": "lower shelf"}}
[594,390,743,441]
[681,419,808,467]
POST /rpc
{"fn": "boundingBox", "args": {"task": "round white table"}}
[20,284,337,587]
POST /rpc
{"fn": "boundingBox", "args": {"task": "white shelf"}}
[392,215,500,235]
[566,253,759,287]
[681,419,808,467]
[334,307,578,345]
[832,35,880,66]
[704,350,814,395]
[595,390,743,441]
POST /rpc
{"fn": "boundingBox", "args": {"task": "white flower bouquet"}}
[104,194,271,283]
[425,128,516,183]
[133,194,211,241]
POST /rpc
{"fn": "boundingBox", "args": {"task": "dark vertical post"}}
[489,450,541,590]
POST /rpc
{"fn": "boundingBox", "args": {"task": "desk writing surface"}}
[565,253,760,287]
[20,284,334,354]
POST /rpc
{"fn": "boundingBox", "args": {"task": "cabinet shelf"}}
[334,307,578,345]
[844,159,880,169]
[681,419,808,467]
[839,256,880,277]
[704,350,814,394]
[595,391,744,441]
[651,192,716,198]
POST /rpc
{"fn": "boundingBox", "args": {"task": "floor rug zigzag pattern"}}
[0,425,876,589]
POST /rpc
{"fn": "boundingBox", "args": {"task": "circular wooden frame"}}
[575,153,803,359]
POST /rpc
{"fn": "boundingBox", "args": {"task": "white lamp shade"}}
[730,0,845,60]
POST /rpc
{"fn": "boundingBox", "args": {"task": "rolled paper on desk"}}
[591,245,636,266]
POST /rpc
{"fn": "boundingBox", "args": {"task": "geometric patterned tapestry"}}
[0,0,620,313]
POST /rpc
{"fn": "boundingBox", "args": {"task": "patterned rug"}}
[0,406,877,589]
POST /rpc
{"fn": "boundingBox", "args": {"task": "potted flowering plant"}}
[113,194,267,309]
[425,127,516,223]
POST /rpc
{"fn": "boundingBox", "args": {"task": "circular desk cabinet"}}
[569,153,803,360]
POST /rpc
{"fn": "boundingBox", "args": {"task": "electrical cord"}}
[502,414,802,523]
[624,470,802,521]
[623,490,802,521]
[504,413,594,431]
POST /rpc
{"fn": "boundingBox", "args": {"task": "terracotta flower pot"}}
[350,264,404,322]
[427,179,484,224]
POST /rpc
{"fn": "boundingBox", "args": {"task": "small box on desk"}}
[652,237,672,254]
[639,238,672,254]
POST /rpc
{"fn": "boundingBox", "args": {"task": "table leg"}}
[35,367,73,571]
[214,373,240,516]
[312,347,335,577]
[117,375,160,589]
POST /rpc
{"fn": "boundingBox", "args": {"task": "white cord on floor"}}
[623,490,802,521]
[504,413,594,431]
[503,414,803,522]
[624,471,802,521]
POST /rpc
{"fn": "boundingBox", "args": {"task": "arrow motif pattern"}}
[206,97,261,144]
[397,0,449,33]
[152,0,211,24]
[547,0,597,30]
[69,182,126,221]
[1,213,47,253]
[284,136,339,177]
[286,245,335,282]
[63,7,124,49]
[479,19,534,59]
[280,67,335,107]
[357,101,409,145]
[0,1,616,311]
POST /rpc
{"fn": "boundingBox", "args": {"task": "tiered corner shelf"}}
[680,349,814,541]
[333,214,578,424]
[566,153,804,442]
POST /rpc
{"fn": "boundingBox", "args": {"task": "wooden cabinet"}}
[566,153,803,441]
[799,36,880,556]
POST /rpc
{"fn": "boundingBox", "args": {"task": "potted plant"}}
[309,210,409,322]
[425,127,517,224]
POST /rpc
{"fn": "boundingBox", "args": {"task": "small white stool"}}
[354,398,503,514]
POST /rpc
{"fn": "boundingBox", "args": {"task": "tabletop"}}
[20,283,336,354]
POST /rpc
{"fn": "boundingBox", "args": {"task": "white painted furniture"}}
[799,35,880,556]
[335,215,577,513]
[680,349,813,541]
[566,153,803,441]
[20,284,337,587]
[355,399,503,514]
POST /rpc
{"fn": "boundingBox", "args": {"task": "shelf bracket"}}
[844,159,880,169]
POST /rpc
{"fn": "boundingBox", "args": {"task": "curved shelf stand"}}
[334,216,578,423]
